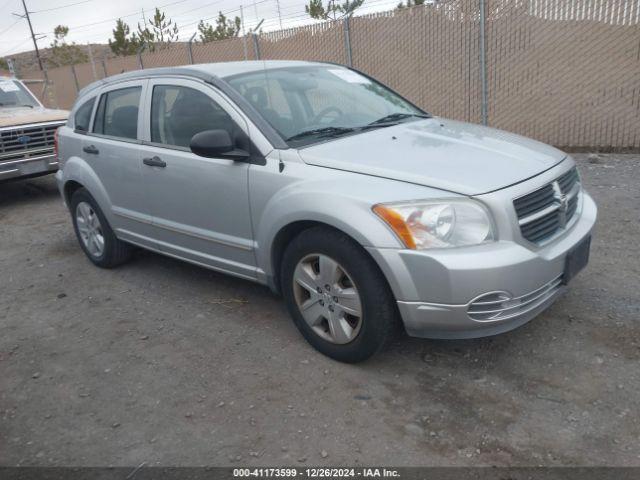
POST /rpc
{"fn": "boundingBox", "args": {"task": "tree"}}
[397,0,425,9]
[108,19,141,56]
[137,7,179,51]
[48,25,88,67]
[0,58,8,71]
[305,0,364,20]
[197,12,241,43]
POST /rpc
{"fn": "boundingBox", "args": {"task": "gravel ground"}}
[0,154,639,467]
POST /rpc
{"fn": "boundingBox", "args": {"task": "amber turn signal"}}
[372,204,416,249]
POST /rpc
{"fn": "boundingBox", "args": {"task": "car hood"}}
[0,106,68,128]
[298,118,566,196]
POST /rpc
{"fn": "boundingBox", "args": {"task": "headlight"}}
[373,200,495,249]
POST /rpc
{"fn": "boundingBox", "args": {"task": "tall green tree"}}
[48,25,88,67]
[108,19,140,56]
[305,0,364,20]
[137,7,179,51]
[197,12,241,43]
[397,0,425,9]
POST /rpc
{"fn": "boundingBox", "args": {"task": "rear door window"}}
[93,86,141,140]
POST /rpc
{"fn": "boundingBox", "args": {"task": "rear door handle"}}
[143,156,167,168]
[83,145,99,155]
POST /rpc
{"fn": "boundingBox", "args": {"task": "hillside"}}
[6,43,115,73]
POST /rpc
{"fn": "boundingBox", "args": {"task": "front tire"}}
[70,188,132,268]
[281,226,399,363]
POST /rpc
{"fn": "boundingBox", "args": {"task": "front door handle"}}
[83,145,99,155]
[143,156,167,168]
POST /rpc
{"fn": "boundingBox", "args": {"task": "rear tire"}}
[281,226,399,363]
[70,188,132,268]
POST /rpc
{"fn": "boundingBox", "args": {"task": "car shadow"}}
[0,174,60,209]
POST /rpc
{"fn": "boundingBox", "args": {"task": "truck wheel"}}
[70,188,132,268]
[281,226,399,363]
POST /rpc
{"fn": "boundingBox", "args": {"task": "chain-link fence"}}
[11,0,640,150]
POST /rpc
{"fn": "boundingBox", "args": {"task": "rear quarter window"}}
[73,97,95,132]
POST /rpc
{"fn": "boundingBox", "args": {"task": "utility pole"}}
[18,0,43,70]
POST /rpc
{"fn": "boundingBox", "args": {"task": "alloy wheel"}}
[75,201,105,258]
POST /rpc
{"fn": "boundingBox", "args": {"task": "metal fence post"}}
[479,0,488,126]
[187,32,196,64]
[42,67,57,109]
[70,64,80,93]
[87,43,98,80]
[343,15,353,67]
[240,5,248,60]
[137,45,145,69]
[101,58,108,78]
[252,33,261,60]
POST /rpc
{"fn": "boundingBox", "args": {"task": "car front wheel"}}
[281,226,399,363]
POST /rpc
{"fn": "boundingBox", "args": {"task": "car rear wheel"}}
[281,226,399,363]
[70,188,132,268]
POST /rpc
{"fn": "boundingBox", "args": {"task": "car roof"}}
[77,60,335,99]
[190,60,331,77]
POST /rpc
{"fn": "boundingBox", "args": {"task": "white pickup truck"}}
[0,76,68,181]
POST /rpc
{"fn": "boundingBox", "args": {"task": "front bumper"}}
[366,192,597,339]
[0,153,58,181]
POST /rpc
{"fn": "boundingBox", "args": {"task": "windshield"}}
[226,66,428,147]
[0,79,40,109]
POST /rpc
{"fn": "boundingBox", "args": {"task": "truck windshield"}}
[226,66,428,147]
[0,79,40,108]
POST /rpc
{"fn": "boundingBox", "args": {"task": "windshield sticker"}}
[328,69,370,84]
[0,81,20,92]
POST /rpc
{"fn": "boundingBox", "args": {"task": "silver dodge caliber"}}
[56,61,596,362]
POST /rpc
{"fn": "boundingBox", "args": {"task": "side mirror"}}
[190,129,249,161]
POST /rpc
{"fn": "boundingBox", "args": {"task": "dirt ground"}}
[1,154,639,467]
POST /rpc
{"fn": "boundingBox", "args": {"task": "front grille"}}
[513,167,581,244]
[467,275,563,322]
[0,121,64,165]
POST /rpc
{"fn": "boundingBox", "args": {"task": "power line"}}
[0,16,22,36]
[168,0,228,20]
[31,0,96,13]
[0,0,17,11]
[48,0,191,34]
[0,35,31,57]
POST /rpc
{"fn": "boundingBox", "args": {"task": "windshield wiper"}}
[286,126,355,142]
[20,104,34,108]
[365,112,431,127]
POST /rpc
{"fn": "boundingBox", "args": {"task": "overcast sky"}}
[0,0,400,57]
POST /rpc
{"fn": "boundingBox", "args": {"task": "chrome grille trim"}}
[467,275,563,322]
[513,167,581,244]
[0,121,65,166]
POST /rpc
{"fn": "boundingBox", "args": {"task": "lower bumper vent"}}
[467,275,563,322]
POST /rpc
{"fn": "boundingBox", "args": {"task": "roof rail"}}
[78,67,216,98]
